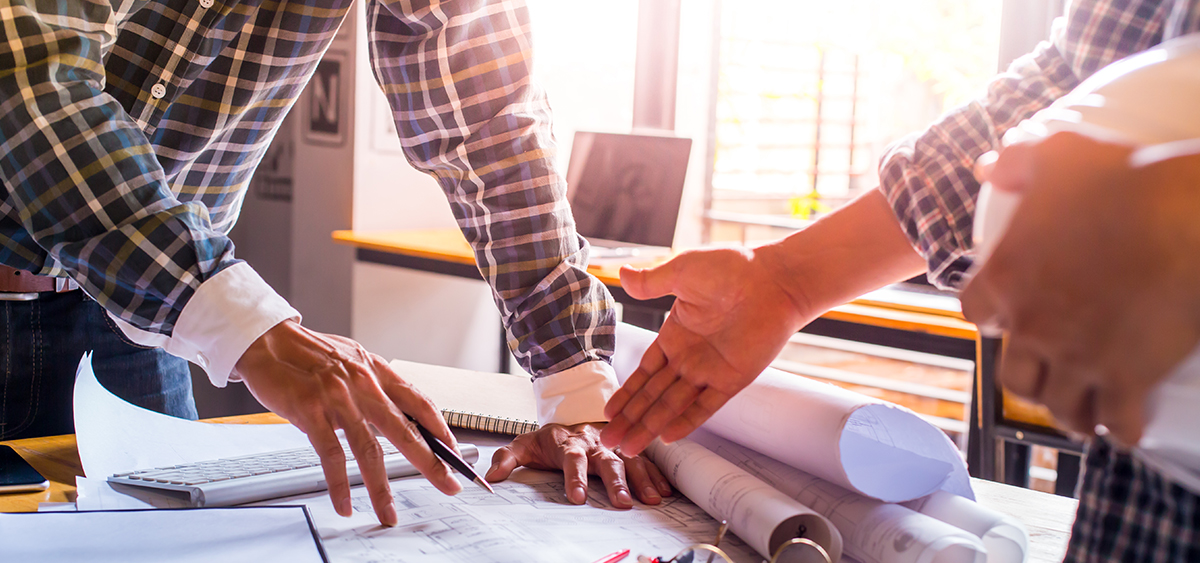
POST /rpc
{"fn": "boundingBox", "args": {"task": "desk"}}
[1,414,1076,562]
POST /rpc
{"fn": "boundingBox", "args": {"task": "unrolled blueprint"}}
[263,462,764,563]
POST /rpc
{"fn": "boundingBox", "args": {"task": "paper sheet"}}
[614,323,973,502]
[71,354,769,562]
[1,506,325,563]
[691,430,988,563]
[261,445,767,563]
[645,437,843,563]
[73,352,311,480]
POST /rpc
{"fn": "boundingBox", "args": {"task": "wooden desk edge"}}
[333,229,978,339]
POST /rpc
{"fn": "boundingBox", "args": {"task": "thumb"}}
[988,143,1037,194]
[620,260,680,300]
[485,445,519,483]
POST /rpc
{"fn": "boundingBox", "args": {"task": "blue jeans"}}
[0,290,197,440]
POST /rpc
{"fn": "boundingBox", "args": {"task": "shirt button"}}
[151,83,167,99]
[196,352,209,370]
[199,0,213,8]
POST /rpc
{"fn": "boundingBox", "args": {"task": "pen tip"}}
[475,477,496,494]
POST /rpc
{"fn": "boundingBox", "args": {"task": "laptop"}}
[565,131,692,259]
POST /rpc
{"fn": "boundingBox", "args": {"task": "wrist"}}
[750,241,819,331]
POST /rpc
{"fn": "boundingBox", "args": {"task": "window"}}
[704,0,1002,243]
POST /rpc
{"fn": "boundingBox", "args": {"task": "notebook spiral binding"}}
[442,409,539,436]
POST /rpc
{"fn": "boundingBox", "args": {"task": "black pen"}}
[407,415,495,493]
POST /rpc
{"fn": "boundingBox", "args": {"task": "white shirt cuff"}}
[532,360,619,426]
[108,262,301,387]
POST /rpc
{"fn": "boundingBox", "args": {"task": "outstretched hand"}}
[599,247,813,455]
[234,320,462,526]
[486,422,671,508]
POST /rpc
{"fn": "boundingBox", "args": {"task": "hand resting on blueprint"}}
[235,319,462,526]
[487,422,673,508]
[601,190,927,455]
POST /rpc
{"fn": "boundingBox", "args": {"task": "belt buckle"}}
[0,292,39,301]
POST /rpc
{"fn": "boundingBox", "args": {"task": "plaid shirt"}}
[879,1,1200,560]
[0,0,615,386]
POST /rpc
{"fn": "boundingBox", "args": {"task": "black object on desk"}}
[409,416,495,494]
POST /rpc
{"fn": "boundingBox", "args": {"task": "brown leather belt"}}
[0,264,65,294]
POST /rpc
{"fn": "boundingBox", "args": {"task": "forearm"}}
[370,0,616,379]
[755,189,927,321]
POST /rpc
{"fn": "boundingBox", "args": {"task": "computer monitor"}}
[565,131,692,249]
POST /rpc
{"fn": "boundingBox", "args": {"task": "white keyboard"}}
[107,438,479,507]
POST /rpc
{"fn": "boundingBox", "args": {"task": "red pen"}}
[590,549,631,563]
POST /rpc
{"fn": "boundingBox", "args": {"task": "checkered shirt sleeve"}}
[877,0,1172,289]
[367,0,616,378]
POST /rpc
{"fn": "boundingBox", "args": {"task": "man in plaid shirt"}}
[601,0,1200,560]
[0,0,671,524]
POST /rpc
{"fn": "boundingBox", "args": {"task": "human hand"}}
[961,132,1200,444]
[234,320,462,526]
[600,247,812,455]
[484,422,672,508]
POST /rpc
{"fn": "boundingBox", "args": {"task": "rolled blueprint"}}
[614,323,973,502]
[902,491,1027,563]
[691,430,988,563]
[645,438,844,563]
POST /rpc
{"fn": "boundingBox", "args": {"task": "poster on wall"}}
[303,50,348,147]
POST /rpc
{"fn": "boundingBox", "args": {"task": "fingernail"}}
[485,465,499,481]
[571,486,587,504]
[338,498,352,517]
[615,489,633,506]
[383,502,398,527]
[643,486,661,501]
[658,483,672,496]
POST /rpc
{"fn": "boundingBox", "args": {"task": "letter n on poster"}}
[303,51,348,147]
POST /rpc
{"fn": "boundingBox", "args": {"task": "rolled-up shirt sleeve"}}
[877,0,1169,288]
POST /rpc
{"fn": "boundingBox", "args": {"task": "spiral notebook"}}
[387,359,539,435]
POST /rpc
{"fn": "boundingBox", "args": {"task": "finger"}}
[988,142,1036,194]
[660,388,730,443]
[562,447,590,505]
[973,150,998,184]
[644,457,672,497]
[605,365,652,422]
[343,421,398,526]
[960,268,1007,337]
[374,357,458,451]
[620,259,681,300]
[604,365,678,450]
[1096,376,1147,446]
[486,438,533,483]
[605,342,669,421]
[621,379,700,454]
[619,454,661,505]
[365,399,460,496]
[997,343,1048,400]
[611,372,685,454]
[591,450,633,509]
[1035,363,1096,436]
[308,424,353,518]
